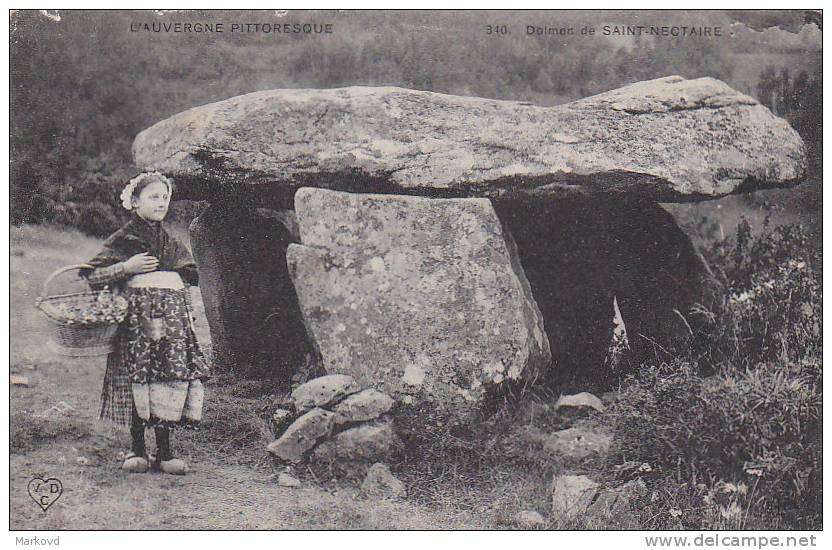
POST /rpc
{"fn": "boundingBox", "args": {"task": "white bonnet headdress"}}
[120,172,172,211]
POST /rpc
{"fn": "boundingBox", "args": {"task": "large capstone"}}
[493,195,723,384]
[134,76,805,202]
[286,188,551,425]
[190,204,313,378]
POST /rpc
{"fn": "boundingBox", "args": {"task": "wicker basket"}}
[35,264,128,357]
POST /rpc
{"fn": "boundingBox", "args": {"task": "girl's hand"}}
[124,253,159,275]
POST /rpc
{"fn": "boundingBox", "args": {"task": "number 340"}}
[486,25,508,35]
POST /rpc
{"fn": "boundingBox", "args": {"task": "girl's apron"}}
[123,271,208,426]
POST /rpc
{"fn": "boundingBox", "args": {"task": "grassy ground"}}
[10,218,820,530]
[10,224,485,529]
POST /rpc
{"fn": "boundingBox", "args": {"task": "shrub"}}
[39,152,135,237]
[694,220,821,370]
[610,359,821,528]
[608,220,822,529]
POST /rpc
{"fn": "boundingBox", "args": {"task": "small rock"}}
[551,474,599,520]
[621,477,650,499]
[276,473,302,488]
[543,427,612,460]
[267,408,336,463]
[34,401,76,420]
[515,510,546,529]
[312,420,402,464]
[601,391,620,404]
[612,460,642,473]
[332,389,394,425]
[10,375,29,387]
[591,478,649,517]
[361,463,406,500]
[402,364,426,387]
[271,408,295,437]
[76,456,90,466]
[291,375,361,414]
[553,392,606,414]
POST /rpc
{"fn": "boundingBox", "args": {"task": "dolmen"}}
[133,75,806,425]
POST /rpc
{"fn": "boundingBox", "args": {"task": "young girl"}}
[83,172,210,475]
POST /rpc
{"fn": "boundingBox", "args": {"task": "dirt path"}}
[10,225,480,530]
[12,440,475,530]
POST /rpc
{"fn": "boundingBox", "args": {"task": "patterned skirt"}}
[99,276,210,428]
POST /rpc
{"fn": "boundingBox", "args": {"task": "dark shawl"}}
[84,215,198,287]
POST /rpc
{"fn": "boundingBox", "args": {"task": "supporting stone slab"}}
[287,188,551,426]
[493,195,722,383]
[190,203,313,378]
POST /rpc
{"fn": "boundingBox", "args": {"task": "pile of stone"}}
[267,374,402,471]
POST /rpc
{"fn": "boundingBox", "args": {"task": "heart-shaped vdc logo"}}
[28,477,63,512]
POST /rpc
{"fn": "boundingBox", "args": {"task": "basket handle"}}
[38,264,97,302]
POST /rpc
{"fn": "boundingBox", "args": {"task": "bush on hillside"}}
[608,221,822,529]
[695,219,821,370]
[609,359,821,528]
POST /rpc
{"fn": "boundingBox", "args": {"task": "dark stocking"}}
[130,405,146,457]
[155,427,173,461]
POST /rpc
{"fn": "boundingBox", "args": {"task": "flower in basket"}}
[55,293,128,326]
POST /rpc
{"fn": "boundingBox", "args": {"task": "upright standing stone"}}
[287,188,551,426]
[190,204,312,379]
